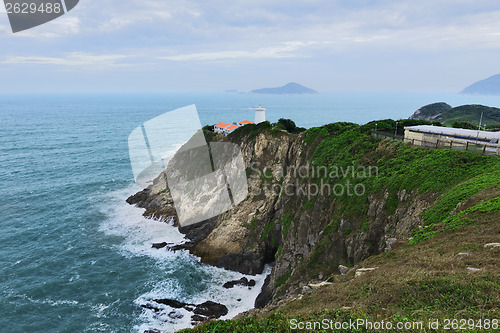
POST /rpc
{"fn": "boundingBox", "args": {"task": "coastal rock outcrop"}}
[141,298,228,324]
[128,123,440,311]
[223,277,256,289]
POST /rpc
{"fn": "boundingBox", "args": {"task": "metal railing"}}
[371,131,404,141]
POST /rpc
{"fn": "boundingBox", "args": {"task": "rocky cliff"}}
[127,121,500,312]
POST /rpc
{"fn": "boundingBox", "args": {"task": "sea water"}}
[1,92,500,332]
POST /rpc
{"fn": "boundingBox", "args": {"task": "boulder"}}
[457,252,472,259]
[484,243,500,250]
[168,310,184,319]
[193,301,228,319]
[144,329,161,333]
[301,285,312,294]
[338,265,349,275]
[385,238,397,251]
[153,299,191,309]
[167,242,194,252]
[223,277,256,289]
[141,303,161,312]
[355,267,378,278]
[142,298,228,325]
[191,314,210,324]
[152,242,170,249]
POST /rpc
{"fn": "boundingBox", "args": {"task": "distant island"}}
[410,102,500,127]
[461,74,500,95]
[249,82,318,95]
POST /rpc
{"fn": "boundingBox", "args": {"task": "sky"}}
[1,0,500,93]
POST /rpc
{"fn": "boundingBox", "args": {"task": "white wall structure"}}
[224,124,239,135]
[254,105,266,124]
[404,125,500,155]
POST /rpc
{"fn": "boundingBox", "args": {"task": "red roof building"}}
[214,122,231,133]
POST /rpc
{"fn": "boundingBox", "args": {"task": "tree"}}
[277,118,305,134]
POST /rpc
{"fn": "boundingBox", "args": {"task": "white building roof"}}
[404,125,500,141]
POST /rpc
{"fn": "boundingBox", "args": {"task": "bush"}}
[276,118,306,134]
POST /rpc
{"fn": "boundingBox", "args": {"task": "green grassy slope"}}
[180,122,500,333]
[411,103,500,127]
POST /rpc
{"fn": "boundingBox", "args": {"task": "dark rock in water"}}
[223,277,256,288]
[152,242,170,249]
[167,242,194,252]
[191,314,210,323]
[255,275,272,308]
[168,310,184,319]
[143,299,227,322]
[193,301,228,318]
[141,303,161,312]
[153,299,194,309]
[237,298,241,302]
[144,329,161,333]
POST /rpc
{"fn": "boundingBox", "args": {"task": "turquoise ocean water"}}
[1,92,500,332]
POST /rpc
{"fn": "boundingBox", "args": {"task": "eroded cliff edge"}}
[127,121,500,310]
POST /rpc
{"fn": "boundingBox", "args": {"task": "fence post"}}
[466,142,469,151]
[436,140,439,148]
[450,141,453,149]
[482,145,486,155]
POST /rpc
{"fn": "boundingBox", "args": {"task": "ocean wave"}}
[98,185,186,261]
[99,185,271,332]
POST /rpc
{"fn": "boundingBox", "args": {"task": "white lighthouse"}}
[254,105,266,124]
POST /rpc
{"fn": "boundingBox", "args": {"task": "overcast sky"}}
[1,0,500,93]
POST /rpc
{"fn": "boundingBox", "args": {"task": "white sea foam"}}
[98,185,186,261]
[11,292,80,307]
[133,264,272,332]
[69,273,80,282]
[100,185,271,332]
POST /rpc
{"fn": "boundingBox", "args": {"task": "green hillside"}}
[442,105,500,126]
[410,103,500,127]
[179,121,500,333]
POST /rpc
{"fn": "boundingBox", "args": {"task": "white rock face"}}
[484,243,500,250]
[355,267,378,277]
[308,281,333,289]
[467,267,481,272]
[338,265,349,275]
